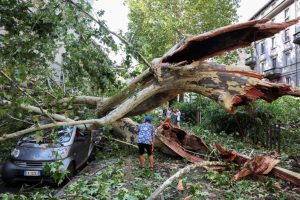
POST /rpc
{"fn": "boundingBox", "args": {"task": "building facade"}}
[246,0,300,88]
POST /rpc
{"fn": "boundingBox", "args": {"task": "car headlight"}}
[11,148,20,158]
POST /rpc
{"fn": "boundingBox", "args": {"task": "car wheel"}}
[66,161,76,180]
[88,146,96,162]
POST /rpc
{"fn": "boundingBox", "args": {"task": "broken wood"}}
[215,143,300,186]
[234,156,280,180]
[147,161,226,200]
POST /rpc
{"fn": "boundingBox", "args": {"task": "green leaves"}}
[43,160,69,185]
[125,0,239,62]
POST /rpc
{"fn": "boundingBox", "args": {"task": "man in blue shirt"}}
[137,116,156,170]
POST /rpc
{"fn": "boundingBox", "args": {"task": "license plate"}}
[24,170,41,176]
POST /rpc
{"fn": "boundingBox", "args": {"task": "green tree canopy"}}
[125,0,240,62]
[0,0,120,100]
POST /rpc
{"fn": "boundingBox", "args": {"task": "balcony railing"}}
[293,31,300,45]
[245,57,256,69]
[264,68,282,79]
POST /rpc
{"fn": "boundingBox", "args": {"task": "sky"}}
[93,0,271,32]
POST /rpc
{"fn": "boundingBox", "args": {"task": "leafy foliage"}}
[126,0,240,62]
[0,0,121,116]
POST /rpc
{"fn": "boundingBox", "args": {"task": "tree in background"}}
[125,0,240,63]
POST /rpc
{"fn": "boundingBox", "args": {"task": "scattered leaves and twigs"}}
[59,194,97,200]
[100,134,138,149]
[147,161,226,200]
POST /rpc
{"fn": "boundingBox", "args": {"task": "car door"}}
[72,128,90,168]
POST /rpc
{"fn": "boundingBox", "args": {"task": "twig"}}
[248,149,254,157]
[147,161,226,200]
[6,113,34,125]
[0,122,8,127]
[101,134,138,149]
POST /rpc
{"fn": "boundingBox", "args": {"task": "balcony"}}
[293,31,300,45]
[264,68,282,79]
[245,57,256,70]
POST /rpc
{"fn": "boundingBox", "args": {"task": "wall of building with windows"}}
[247,0,300,88]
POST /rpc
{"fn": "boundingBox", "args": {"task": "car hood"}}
[13,145,70,161]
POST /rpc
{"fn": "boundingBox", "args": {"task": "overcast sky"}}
[93,0,271,32]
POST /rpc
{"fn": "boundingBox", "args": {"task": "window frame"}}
[260,60,266,73]
[284,29,290,42]
[271,57,277,68]
[285,51,292,66]
[285,77,291,84]
[271,37,276,49]
[260,41,265,55]
[284,8,290,21]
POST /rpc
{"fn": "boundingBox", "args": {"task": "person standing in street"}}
[175,109,181,128]
[137,116,156,170]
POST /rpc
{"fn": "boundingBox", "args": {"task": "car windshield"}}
[20,126,74,145]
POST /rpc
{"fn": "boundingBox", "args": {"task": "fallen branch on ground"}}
[215,143,300,186]
[100,134,138,149]
[147,161,226,200]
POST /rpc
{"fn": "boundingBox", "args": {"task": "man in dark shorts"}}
[137,116,156,170]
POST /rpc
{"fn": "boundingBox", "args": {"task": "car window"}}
[20,126,74,144]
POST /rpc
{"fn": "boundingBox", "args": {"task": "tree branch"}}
[6,113,34,125]
[147,161,226,200]
[54,96,105,106]
[0,119,99,141]
[0,83,162,141]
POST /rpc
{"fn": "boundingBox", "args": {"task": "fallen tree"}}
[2,18,300,141]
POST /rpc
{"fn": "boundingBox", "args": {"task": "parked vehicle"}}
[2,126,100,184]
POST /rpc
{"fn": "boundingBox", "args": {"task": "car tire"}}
[66,161,76,181]
[88,147,96,162]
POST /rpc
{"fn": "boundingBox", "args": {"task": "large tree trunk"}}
[2,19,300,140]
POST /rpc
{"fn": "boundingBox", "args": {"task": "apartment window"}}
[285,8,290,21]
[285,51,292,66]
[271,57,277,68]
[284,29,290,42]
[260,42,265,54]
[271,37,276,48]
[286,77,291,84]
[260,61,266,72]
